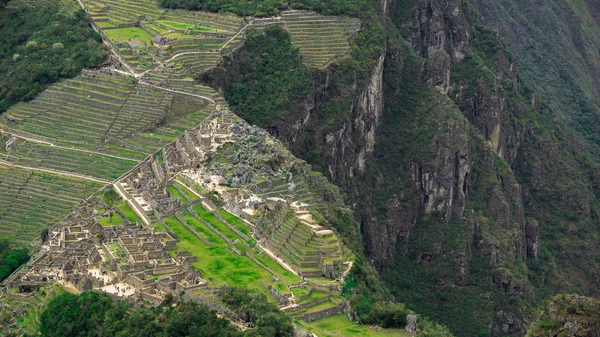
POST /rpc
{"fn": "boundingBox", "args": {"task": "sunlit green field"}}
[163,216,300,292]
[299,315,409,337]
[105,27,154,45]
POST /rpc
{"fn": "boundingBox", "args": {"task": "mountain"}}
[203,0,600,335]
[1,0,600,336]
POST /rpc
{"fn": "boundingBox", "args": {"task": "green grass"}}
[193,204,241,241]
[97,212,123,227]
[251,248,300,285]
[118,201,139,223]
[162,216,282,292]
[143,22,169,35]
[155,20,229,33]
[304,300,337,314]
[216,208,252,236]
[168,185,189,204]
[105,27,154,45]
[299,315,409,337]
[180,211,221,243]
[291,287,309,298]
[174,182,200,201]
[300,290,328,304]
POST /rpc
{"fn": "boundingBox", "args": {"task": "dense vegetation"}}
[0,3,107,112]
[0,239,30,281]
[40,292,237,337]
[39,288,293,337]
[222,286,294,337]
[158,0,287,16]
[205,26,311,126]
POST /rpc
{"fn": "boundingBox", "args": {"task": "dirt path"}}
[163,50,219,64]
[0,159,111,184]
[138,80,219,105]
[217,19,256,52]
[0,129,139,162]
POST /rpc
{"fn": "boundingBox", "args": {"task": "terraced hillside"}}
[281,10,360,67]
[0,165,104,243]
[80,0,358,76]
[0,67,220,242]
[1,70,216,160]
[0,0,401,335]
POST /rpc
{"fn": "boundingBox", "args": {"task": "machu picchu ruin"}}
[0,0,407,336]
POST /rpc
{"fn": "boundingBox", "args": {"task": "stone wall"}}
[298,303,344,322]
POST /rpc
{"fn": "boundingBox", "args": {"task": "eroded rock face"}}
[525,218,540,261]
[411,114,471,219]
[324,52,386,180]
[406,314,418,335]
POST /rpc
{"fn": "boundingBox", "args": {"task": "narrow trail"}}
[162,50,218,64]
[138,80,218,105]
[0,128,138,162]
[217,19,256,52]
[0,159,111,184]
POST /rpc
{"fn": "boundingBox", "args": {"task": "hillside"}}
[1,0,600,336]
[199,0,600,336]
[0,0,446,336]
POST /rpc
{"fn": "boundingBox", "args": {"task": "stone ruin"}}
[5,200,206,303]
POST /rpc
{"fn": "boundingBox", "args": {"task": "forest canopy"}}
[0,239,30,282]
[39,287,293,337]
[0,4,107,113]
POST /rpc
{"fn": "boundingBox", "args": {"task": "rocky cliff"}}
[202,0,600,335]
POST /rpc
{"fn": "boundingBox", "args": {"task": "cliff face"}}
[466,0,600,131]
[203,1,600,335]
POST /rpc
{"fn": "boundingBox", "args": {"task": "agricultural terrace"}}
[281,10,360,67]
[104,27,154,47]
[143,67,226,103]
[0,165,103,243]
[1,69,217,160]
[82,0,242,71]
[161,208,301,294]
[0,135,136,181]
[0,68,220,242]
[82,0,359,75]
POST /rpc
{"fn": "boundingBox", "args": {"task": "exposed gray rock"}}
[406,314,418,335]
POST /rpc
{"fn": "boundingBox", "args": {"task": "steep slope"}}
[466,0,600,151]
[202,0,600,336]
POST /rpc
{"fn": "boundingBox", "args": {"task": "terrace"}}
[281,10,360,67]
[0,167,103,243]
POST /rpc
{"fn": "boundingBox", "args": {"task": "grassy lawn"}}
[97,212,123,227]
[143,21,169,35]
[174,181,200,201]
[216,208,252,236]
[300,290,329,303]
[193,204,241,242]
[291,287,310,298]
[304,300,337,314]
[118,201,139,223]
[168,185,189,204]
[105,27,154,45]
[299,315,409,337]
[251,248,300,285]
[156,19,229,33]
[180,211,221,244]
[163,216,280,292]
